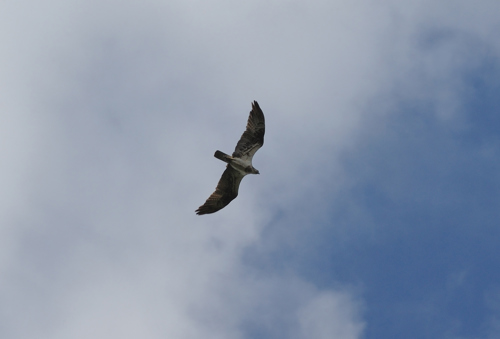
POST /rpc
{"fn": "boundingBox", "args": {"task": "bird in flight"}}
[196,101,265,215]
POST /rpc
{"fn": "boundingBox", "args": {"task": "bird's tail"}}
[214,150,232,163]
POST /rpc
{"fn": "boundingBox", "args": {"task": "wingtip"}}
[195,206,212,215]
[251,101,263,113]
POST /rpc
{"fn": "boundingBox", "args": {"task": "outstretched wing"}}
[233,101,265,160]
[195,166,245,215]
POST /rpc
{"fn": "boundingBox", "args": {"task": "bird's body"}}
[214,150,258,175]
[196,101,265,215]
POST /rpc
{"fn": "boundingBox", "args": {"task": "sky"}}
[1,1,500,338]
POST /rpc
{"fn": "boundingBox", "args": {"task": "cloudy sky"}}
[2,1,500,338]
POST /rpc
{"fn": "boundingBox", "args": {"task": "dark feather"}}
[195,166,244,215]
[233,101,265,159]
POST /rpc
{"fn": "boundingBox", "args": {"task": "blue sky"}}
[1,1,500,338]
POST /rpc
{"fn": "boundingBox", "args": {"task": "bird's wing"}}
[195,166,245,215]
[232,101,265,161]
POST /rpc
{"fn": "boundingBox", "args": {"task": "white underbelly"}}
[230,158,251,173]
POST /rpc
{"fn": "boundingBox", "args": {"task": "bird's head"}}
[245,166,260,174]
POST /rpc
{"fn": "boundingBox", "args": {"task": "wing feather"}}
[195,166,245,215]
[232,101,265,160]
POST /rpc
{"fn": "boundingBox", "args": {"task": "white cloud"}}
[1,0,500,338]
[297,291,364,339]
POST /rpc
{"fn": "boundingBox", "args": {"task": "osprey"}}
[196,101,265,215]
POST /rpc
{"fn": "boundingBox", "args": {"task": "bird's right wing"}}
[233,101,265,160]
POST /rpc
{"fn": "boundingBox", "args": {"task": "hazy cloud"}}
[1,0,500,338]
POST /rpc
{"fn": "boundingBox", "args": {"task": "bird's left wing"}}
[195,166,244,215]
